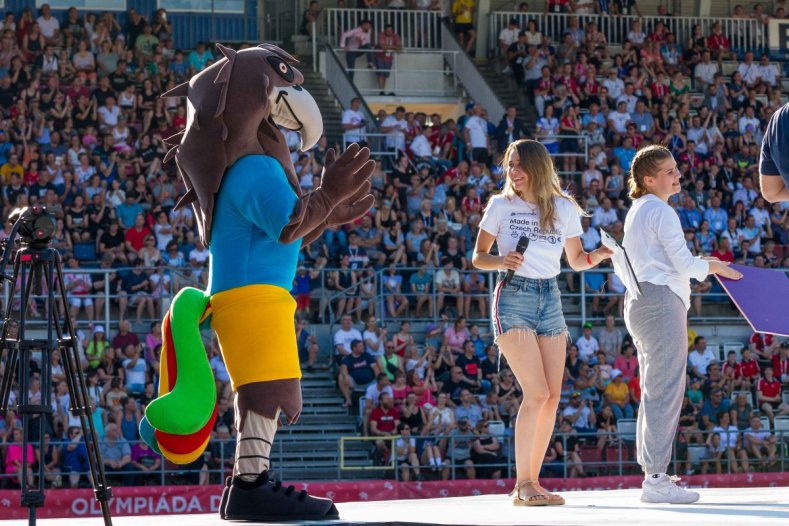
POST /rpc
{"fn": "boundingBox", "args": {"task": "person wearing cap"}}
[623,145,741,504]
[562,391,597,437]
[473,139,613,506]
[604,369,634,420]
[83,324,109,370]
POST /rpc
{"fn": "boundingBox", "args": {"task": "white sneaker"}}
[640,475,699,504]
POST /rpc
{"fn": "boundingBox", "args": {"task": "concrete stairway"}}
[299,68,346,149]
[474,58,536,133]
[271,370,377,481]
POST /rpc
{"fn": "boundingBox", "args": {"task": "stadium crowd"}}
[0,0,788,490]
[330,0,789,480]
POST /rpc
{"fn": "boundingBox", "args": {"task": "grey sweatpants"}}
[624,282,687,474]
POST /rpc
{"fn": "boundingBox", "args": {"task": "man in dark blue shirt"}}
[337,339,381,407]
[759,103,789,202]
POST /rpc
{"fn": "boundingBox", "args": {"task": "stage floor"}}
[6,486,788,525]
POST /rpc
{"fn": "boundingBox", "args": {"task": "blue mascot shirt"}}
[208,155,301,294]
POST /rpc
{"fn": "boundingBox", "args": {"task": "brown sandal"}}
[534,481,565,506]
[509,481,549,507]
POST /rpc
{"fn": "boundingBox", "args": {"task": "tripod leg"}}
[47,255,113,526]
[0,256,23,412]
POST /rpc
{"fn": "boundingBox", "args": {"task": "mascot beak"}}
[268,85,323,152]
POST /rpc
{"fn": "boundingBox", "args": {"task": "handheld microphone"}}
[504,235,530,286]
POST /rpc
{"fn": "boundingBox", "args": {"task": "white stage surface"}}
[5,486,788,525]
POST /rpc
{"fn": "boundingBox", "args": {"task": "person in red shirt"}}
[772,343,789,385]
[738,348,761,391]
[750,332,780,362]
[706,22,732,63]
[710,236,735,263]
[124,213,152,261]
[757,367,789,422]
[722,350,746,393]
[369,392,400,463]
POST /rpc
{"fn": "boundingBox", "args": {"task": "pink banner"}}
[1,473,788,520]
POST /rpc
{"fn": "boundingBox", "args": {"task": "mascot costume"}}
[137,43,374,521]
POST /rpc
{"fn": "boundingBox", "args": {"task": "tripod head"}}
[0,206,57,283]
[0,206,58,299]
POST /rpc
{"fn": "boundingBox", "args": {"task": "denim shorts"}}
[491,273,568,340]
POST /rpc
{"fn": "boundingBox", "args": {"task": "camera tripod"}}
[0,240,112,525]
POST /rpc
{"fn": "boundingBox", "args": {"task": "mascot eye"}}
[266,56,294,83]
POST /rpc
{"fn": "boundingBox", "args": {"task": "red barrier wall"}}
[1,473,787,520]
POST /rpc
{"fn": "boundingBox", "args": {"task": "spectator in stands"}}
[375,23,401,95]
[334,314,363,367]
[342,97,367,146]
[452,0,477,54]
[562,390,597,437]
[340,19,373,79]
[597,315,623,364]
[614,342,638,381]
[738,347,761,391]
[187,41,213,74]
[688,336,716,379]
[454,389,483,427]
[64,256,94,322]
[378,341,403,383]
[575,322,600,363]
[116,258,153,322]
[743,414,778,469]
[440,366,479,407]
[499,18,520,68]
[711,410,750,473]
[101,422,132,485]
[604,369,633,419]
[369,392,399,463]
[464,103,491,165]
[757,366,789,423]
[446,416,476,480]
[394,422,422,481]
[773,343,789,385]
[435,257,462,317]
[749,331,780,362]
[701,389,731,430]
[338,339,380,408]
[364,373,393,435]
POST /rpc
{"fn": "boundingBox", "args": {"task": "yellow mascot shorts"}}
[209,284,301,391]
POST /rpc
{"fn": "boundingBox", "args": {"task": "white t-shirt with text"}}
[479,193,583,279]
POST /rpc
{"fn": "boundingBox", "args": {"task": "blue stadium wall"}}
[2,0,260,49]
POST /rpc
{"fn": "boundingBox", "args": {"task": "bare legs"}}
[498,329,566,501]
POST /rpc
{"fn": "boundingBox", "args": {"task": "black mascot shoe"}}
[219,476,232,519]
[222,471,340,522]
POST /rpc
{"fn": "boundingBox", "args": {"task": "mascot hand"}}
[327,180,375,226]
[319,143,375,204]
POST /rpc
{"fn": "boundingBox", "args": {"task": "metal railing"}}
[336,427,789,480]
[342,133,398,158]
[488,12,766,58]
[1,427,785,486]
[0,261,765,334]
[0,265,204,332]
[339,48,460,97]
[325,45,381,139]
[313,264,756,329]
[322,8,442,50]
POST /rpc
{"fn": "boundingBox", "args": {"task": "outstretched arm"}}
[280,144,375,244]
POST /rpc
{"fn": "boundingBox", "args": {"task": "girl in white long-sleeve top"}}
[623,145,742,504]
